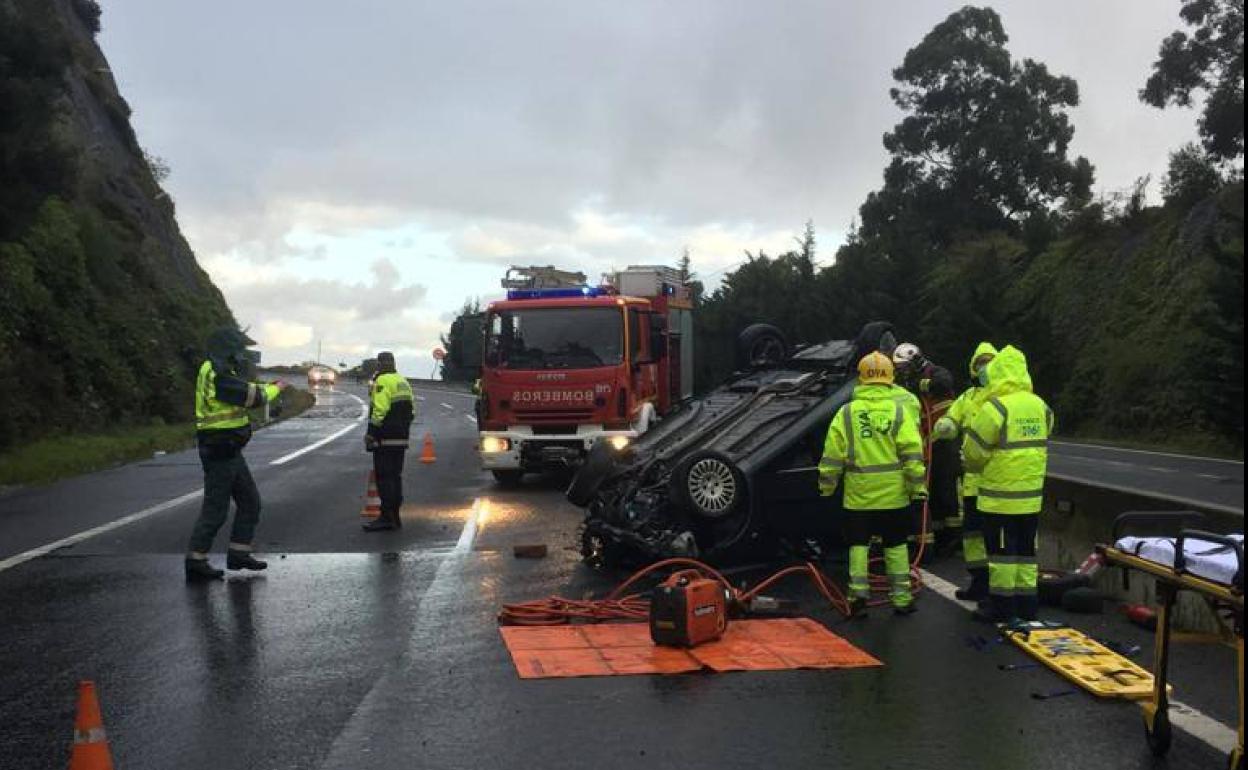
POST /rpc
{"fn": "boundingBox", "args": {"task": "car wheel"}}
[566,441,619,507]
[492,469,524,487]
[735,323,788,369]
[671,450,746,520]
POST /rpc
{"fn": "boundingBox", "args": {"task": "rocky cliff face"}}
[0,0,236,449]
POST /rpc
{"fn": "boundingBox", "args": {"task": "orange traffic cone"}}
[419,433,437,464]
[361,470,381,518]
[68,681,114,770]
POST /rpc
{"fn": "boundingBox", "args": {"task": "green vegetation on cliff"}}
[0,1,235,452]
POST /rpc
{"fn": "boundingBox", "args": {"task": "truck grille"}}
[513,408,595,424]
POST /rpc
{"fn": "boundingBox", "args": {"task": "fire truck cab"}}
[474,265,693,484]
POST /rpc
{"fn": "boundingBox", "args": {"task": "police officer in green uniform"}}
[185,328,286,582]
[362,351,414,532]
[818,351,928,617]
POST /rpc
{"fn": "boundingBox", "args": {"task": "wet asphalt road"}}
[0,385,1240,769]
[1049,440,1244,515]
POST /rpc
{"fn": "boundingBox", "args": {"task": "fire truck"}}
[464,265,694,484]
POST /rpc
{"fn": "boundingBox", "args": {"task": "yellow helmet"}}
[857,351,894,385]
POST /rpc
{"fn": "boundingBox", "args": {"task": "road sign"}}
[432,348,446,361]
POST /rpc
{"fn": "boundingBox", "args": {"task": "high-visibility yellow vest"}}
[818,383,927,510]
[195,360,279,432]
[962,346,1052,514]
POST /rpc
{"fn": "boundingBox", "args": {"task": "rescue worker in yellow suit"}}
[186,327,288,582]
[962,345,1053,622]
[362,351,415,532]
[933,342,998,600]
[819,352,928,617]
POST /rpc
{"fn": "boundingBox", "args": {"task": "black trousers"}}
[188,449,261,554]
[373,449,407,524]
[981,513,1040,621]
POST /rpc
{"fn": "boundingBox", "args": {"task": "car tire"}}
[566,441,619,507]
[735,323,788,369]
[1038,569,1090,607]
[670,450,746,520]
[492,469,524,487]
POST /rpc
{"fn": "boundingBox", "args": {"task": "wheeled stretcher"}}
[1097,512,1244,770]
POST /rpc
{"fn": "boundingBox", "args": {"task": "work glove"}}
[364,435,378,453]
[932,416,958,441]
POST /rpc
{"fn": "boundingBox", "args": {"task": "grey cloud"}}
[103,0,1201,260]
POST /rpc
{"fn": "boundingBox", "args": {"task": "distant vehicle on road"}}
[307,365,337,389]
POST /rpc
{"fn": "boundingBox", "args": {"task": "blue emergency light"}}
[506,286,607,301]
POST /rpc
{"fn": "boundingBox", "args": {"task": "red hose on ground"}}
[499,401,942,625]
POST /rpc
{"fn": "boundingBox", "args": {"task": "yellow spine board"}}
[1004,626,1172,700]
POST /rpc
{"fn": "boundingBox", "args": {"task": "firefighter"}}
[933,342,998,600]
[892,342,957,559]
[362,351,415,532]
[185,327,287,582]
[818,352,928,617]
[961,345,1053,622]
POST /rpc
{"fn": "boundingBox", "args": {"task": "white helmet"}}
[892,342,922,367]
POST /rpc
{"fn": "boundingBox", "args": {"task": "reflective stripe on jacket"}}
[195,360,279,446]
[818,383,927,510]
[368,372,415,443]
[942,341,999,497]
[962,346,1052,514]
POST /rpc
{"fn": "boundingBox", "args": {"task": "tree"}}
[440,298,483,382]
[865,6,1094,242]
[1141,0,1245,160]
[1162,143,1225,207]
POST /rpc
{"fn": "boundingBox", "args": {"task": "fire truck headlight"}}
[608,435,630,451]
[481,436,510,454]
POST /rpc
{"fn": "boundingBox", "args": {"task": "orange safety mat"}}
[500,618,882,679]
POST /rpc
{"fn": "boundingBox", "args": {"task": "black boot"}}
[847,597,868,619]
[185,558,224,582]
[226,549,268,571]
[956,569,989,601]
[362,518,397,532]
[893,602,918,616]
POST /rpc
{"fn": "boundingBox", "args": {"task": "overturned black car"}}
[567,321,907,565]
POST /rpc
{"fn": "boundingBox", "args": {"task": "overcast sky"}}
[98,1,1199,374]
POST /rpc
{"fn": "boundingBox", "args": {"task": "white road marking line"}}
[415,395,426,401]
[1198,473,1223,480]
[270,393,367,466]
[455,498,489,553]
[0,490,203,574]
[440,402,454,410]
[1050,440,1244,466]
[1149,466,1176,474]
[465,414,478,425]
[1045,471,1243,516]
[919,568,1238,755]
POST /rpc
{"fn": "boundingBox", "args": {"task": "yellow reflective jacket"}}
[369,372,415,445]
[818,383,927,510]
[195,360,279,445]
[939,341,998,496]
[962,346,1053,514]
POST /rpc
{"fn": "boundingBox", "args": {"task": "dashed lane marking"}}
[0,490,203,574]
[465,415,478,425]
[270,393,367,466]
[440,402,454,410]
[919,568,1239,755]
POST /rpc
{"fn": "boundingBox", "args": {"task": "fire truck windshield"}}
[486,307,623,370]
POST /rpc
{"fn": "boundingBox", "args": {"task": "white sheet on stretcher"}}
[1115,534,1244,586]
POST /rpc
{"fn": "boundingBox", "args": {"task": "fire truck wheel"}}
[566,441,618,507]
[736,324,789,369]
[671,450,746,520]
[492,469,524,487]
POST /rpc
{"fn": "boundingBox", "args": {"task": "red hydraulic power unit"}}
[649,570,728,647]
